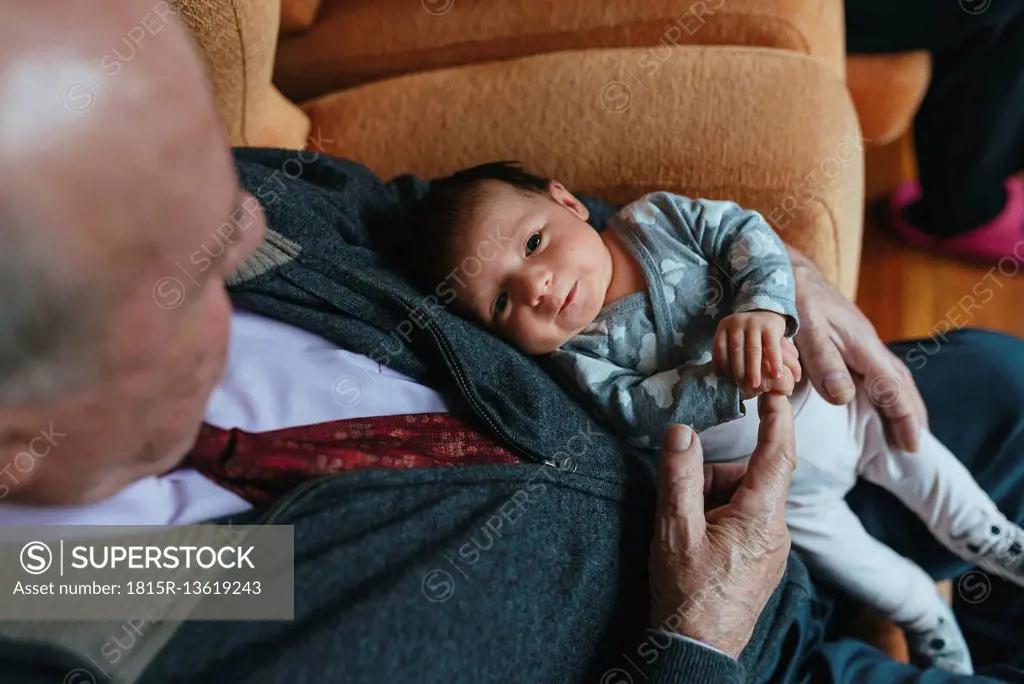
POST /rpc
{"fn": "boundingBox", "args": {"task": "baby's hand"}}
[713,311,792,394]
[739,350,799,399]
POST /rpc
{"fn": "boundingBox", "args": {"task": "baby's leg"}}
[851,388,1024,588]
[787,497,973,674]
[789,396,972,673]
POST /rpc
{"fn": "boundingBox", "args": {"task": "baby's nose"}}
[517,268,552,305]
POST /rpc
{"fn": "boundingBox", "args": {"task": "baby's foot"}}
[957,517,1024,587]
[905,602,974,675]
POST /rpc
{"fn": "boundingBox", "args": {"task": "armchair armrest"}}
[173,0,311,148]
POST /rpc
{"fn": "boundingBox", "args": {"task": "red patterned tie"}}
[183,413,521,505]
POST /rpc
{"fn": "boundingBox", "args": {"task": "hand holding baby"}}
[712,311,800,398]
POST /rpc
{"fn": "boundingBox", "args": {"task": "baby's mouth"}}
[558,281,578,318]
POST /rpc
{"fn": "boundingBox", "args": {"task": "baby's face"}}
[450,181,613,354]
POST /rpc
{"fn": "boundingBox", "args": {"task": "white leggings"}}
[702,384,1003,631]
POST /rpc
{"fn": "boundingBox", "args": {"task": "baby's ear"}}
[548,181,590,221]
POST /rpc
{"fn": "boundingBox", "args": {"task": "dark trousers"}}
[774,329,1024,682]
[846,0,1024,236]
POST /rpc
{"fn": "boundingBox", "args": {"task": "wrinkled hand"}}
[713,312,800,397]
[649,394,796,659]
[788,247,928,452]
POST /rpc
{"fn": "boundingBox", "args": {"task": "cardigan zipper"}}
[305,263,565,471]
[426,320,559,467]
[425,321,575,473]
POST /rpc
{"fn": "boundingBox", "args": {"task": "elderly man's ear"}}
[547,181,590,222]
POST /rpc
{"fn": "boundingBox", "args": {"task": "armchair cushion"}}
[302,45,863,297]
[276,0,845,101]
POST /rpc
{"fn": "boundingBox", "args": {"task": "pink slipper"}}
[887,177,1024,264]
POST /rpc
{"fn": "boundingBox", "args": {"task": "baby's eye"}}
[494,292,509,317]
[526,232,542,255]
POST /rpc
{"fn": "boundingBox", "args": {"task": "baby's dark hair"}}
[406,161,551,291]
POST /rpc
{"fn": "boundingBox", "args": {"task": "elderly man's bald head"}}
[0,0,234,402]
[0,0,265,504]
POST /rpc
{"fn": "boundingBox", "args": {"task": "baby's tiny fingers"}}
[777,366,796,395]
[781,338,802,382]
[713,330,730,375]
[730,329,746,383]
[782,336,799,358]
[763,332,783,379]
[745,332,762,389]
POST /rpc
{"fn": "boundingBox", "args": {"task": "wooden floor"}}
[855,136,1023,342]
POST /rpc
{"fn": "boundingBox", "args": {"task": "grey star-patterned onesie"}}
[549,191,798,449]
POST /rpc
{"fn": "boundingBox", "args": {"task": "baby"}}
[408,162,1024,673]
